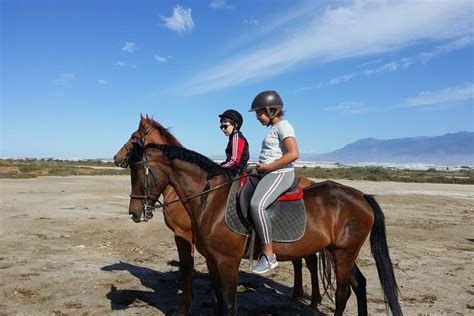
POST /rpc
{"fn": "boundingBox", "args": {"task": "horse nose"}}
[113,155,121,166]
[129,213,141,223]
[114,155,128,168]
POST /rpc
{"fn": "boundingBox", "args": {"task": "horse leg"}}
[205,260,222,315]
[205,257,240,316]
[304,254,322,309]
[332,249,355,316]
[216,257,240,316]
[350,263,367,316]
[174,235,194,315]
[291,259,304,301]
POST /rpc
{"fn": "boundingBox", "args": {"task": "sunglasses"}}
[220,124,232,130]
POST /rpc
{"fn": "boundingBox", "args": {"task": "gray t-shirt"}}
[258,120,296,172]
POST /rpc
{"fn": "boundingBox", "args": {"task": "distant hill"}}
[306,132,474,166]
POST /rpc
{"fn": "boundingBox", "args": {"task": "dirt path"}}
[1,176,473,315]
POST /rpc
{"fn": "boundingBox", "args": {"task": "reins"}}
[149,174,245,211]
[130,147,249,222]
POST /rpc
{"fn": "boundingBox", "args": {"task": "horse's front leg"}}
[174,235,194,315]
[291,259,304,301]
[206,257,240,316]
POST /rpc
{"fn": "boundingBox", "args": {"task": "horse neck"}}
[161,159,229,222]
[144,124,181,147]
[146,129,166,146]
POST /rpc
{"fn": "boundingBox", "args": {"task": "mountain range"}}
[301,131,474,166]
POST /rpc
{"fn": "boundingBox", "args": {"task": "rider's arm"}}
[256,137,299,173]
[221,133,246,168]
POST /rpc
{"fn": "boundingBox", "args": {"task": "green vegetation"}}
[0,158,129,178]
[295,166,474,184]
[1,159,472,184]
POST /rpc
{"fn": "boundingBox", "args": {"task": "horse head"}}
[128,145,174,223]
[113,114,182,168]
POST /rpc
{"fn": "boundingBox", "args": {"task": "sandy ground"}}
[0,175,473,315]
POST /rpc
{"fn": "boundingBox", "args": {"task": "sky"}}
[1,0,473,159]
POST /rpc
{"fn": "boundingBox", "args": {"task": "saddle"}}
[225,174,306,243]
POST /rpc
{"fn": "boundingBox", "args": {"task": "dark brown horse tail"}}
[365,194,403,316]
[318,248,336,301]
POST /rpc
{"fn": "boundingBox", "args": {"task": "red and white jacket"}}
[221,131,249,174]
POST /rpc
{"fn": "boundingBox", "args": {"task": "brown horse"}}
[128,142,403,316]
[114,116,322,314]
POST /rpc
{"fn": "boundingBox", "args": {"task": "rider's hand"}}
[256,163,271,173]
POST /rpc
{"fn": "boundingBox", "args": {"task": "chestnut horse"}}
[128,142,402,316]
[113,116,323,314]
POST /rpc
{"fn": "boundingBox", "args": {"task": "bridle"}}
[129,154,168,221]
[126,125,166,221]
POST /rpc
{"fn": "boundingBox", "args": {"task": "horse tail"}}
[365,194,403,316]
[318,248,336,301]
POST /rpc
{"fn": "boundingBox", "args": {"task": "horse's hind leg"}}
[291,259,304,301]
[332,249,355,316]
[350,263,367,316]
[305,254,322,309]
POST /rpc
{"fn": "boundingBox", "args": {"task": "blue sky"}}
[1,0,473,159]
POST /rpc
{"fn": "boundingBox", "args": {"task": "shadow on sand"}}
[101,261,325,315]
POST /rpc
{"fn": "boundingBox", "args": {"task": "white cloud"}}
[161,5,195,34]
[114,61,137,68]
[320,36,473,88]
[402,83,474,107]
[357,58,384,68]
[418,35,474,63]
[53,73,75,85]
[183,0,473,94]
[329,74,356,85]
[209,0,234,10]
[243,19,259,26]
[325,101,368,115]
[98,79,109,84]
[121,42,137,53]
[155,55,168,63]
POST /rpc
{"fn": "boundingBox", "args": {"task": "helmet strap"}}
[266,107,281,120]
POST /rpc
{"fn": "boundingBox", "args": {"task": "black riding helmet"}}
[218,109,243,129]
[249,90,283,119]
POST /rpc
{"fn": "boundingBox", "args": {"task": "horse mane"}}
[146,144,234,180]
[142,117,183,147]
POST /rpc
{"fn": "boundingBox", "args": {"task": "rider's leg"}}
[249,170,294,273]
